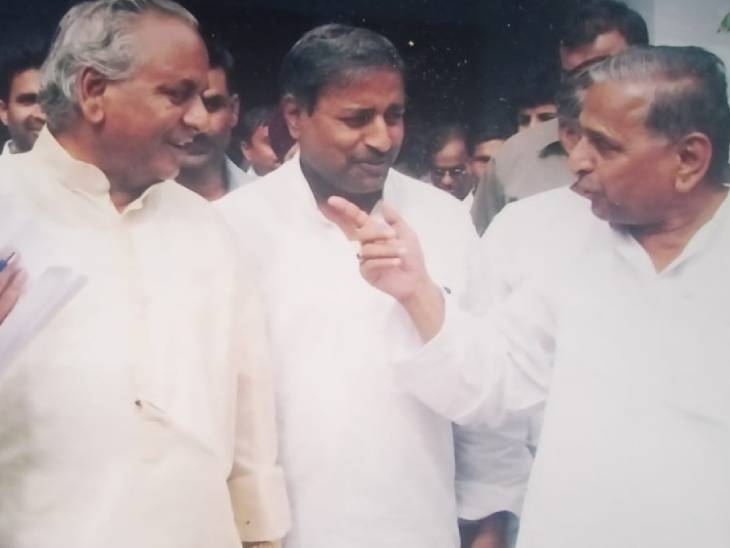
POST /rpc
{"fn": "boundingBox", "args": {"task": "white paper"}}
[0,208,87,373]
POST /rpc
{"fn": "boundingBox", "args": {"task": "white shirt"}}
[220,159,527,547]
[396,191,730,548]
[0,128,290,548]
[226,157,257,193]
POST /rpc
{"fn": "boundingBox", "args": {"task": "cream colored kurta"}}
[0,128,290,548]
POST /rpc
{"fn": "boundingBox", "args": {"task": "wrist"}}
[398,278,445,342]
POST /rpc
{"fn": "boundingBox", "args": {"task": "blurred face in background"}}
[517,103,557,132]
[469,138,505,179]
[179,67,239,170]
[429,135,474,200]
[0,68,46,152]
[241,123,281,176]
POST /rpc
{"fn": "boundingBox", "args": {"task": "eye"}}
[341,112,373,128]
[162,83,195,106]
[202,95,226,113]
[385,108,405,125]
[538,112,557,122]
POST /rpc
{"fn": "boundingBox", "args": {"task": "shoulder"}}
[489,186,589,235]
[386,169,468,219]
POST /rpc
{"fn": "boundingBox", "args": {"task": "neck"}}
[630,183,728,272]
[54,126,148,212]
[177,155,228,201]
[301,159,383,214]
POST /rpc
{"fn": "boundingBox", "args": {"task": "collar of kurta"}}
[609,190,730,280]
[30,127,160,214]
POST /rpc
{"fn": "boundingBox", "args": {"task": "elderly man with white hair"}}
[0,1,290,547]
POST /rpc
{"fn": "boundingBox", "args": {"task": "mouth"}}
[356,159,391,177]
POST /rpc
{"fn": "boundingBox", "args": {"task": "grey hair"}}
[40,0,197,132]
[582,46,730,183]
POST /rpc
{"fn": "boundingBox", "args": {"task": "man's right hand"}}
[0,259,27,324]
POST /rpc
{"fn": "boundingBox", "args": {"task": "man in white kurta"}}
[220,23,531,548]
[0,2,289,547]
[331,46,730,548]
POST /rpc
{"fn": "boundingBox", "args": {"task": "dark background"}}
[0,0,574,167]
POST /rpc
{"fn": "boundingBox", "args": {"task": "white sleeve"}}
[392,282,555,429]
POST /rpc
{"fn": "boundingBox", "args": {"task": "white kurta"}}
[0,128,290,548]
[219,159,528,547]
[396,191,730,548]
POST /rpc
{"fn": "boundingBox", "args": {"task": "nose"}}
[182,94,208,132]
[440,172,455,188]
[364,116,393,153]
[568,134,595,177]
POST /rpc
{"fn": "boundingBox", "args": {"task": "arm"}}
[325,196,554,428]
[228,263,291,545]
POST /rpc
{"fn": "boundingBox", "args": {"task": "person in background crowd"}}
[468,126,508,181]
[427,124,476,202]
[0,2,290,547]
[238,104,281,178]
[471,0,649,234]
[220,23,525,548]
[0,32,48,154]
[177,39,250,200]
[267,105,299,163]
[514,69,557,133]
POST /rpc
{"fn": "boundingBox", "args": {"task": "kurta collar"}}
[610,190,730,278]
[31,127,159,214]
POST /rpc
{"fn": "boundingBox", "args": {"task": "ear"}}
[674,132,713,193]
[78,67,108,125]
[229,93,240,129]
[240,139,252,162]
[281,94,305,140]
[0,99,8,126]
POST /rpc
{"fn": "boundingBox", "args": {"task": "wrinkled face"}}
[469,138,504,179]
[517,103,557,132]
[99,14,208,189]
[430,136,474,200]
[287,68,405,195]
[560,30,629,71]
[569,80,679,225]
[241,124,280,176]
[0,68,45,152]
[179,67,239,170]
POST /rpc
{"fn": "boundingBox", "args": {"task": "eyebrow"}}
[584,127,622,150]
[15,92,39,102]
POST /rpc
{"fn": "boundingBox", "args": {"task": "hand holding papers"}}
[0,250,26,324]
[0,211,87,374]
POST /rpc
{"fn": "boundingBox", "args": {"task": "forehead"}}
[433,138,469,163]
[10,68,41,94]
[203,67,231,96]
[474,139,504,157]
[315,68,405,108]
[560,30,629,71]
[581,80,653,136]
[520,103,557,115]
[129,13,208,82]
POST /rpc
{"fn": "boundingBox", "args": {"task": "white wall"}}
[624,0,730,69]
